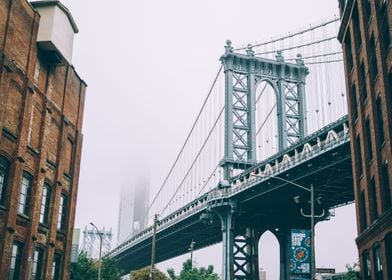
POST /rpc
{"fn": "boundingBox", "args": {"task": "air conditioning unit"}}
[31,1,78,65]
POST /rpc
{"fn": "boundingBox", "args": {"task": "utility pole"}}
[299,184,324,280]
[150,214,159,280]
[90,222,102,280]
[189,240,195,268]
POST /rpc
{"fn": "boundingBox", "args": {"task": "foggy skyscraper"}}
[117,179,150,244]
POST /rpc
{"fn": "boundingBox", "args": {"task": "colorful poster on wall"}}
[290,229,311,280]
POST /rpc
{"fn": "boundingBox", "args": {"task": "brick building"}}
[338,0,391,279]
[0,0,86,279]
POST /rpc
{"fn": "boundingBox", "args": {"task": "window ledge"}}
[27,145,39,156]
[63,172,72,181]
[2,128,17,142]
[38,224,49,234]
[353,116,359,126]
[17,213,30,220]
[367,14,373,26]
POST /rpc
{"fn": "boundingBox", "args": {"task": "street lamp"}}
[188,240,195,268]
[90,222,102,280]
[150,214,159,280]
[254,174,324,280]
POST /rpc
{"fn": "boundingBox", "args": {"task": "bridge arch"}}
[255,79,279,160]
[258,230,280,280]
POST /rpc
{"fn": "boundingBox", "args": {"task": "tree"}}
[101,256,122,280]
[131,267,168,280]
[342,263,360,280]
[70,252,97,280]
[70,252,123,280]
[167,259,219,280]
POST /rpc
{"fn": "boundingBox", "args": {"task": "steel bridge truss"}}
[220,41,308,179]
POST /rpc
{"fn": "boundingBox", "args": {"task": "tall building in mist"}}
[117,179,150,244]
[338,0,391,280]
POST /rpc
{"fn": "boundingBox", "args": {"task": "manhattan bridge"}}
[108,18,353,280]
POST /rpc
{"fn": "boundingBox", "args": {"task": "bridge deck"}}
[110,116,354,272]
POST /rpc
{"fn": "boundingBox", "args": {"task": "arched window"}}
[0,155,10,206]
[40,183,52,225]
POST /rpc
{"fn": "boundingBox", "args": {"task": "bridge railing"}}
[109,115,350,258]
[208,115,350,200]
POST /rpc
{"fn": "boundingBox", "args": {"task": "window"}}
[32,248,44,280]
[0,156,10,206]
[18,172,32,216]
[386,235,392,280]
[57,194,67,231]
[51,253,62,280]
[381,163,391,210]
[369,35,378,80]
[40,184,51,225]
[360,190,368,231]
[373,245,383,280]
[350,84,358,121]
[380,0,391,51]
[352,3,362,51]
[370,177,378,221]
[8,241,23,280]
[345,30,354,71]
[365,118,373,163]
[362,251,371,280]
[356,136,363,176]
[363,0,372,23]
[360,62,368,103]
[376,97,385,145]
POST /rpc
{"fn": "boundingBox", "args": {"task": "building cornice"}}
[337,0,355,42]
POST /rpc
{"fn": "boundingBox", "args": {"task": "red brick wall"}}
[339,0,392,279]
[0,0,87,279]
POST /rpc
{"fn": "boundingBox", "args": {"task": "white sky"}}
[56,0,358,278]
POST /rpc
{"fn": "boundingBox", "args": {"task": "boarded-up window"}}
[64,138,73,175]
[47,119,60,163]
[4,81,23,135]
[27,101,43,150]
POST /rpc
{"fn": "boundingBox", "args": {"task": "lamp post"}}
[254,175,324,280]
[150,214,159,280]
[90,222,102,280]
[189,240,195,268]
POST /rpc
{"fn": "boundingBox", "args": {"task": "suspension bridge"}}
[108,18,353,280]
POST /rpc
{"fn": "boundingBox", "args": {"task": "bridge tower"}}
[219,41,309,280]
[220,40,308,179]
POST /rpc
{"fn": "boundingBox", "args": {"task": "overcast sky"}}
[56,0,358,278]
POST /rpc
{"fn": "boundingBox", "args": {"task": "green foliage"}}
[131,267,168,280]
[168,259,219,280]
[342,263,360,280]
[70,252,97,280]
[70,252,122,280]
[101,257,122,280]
